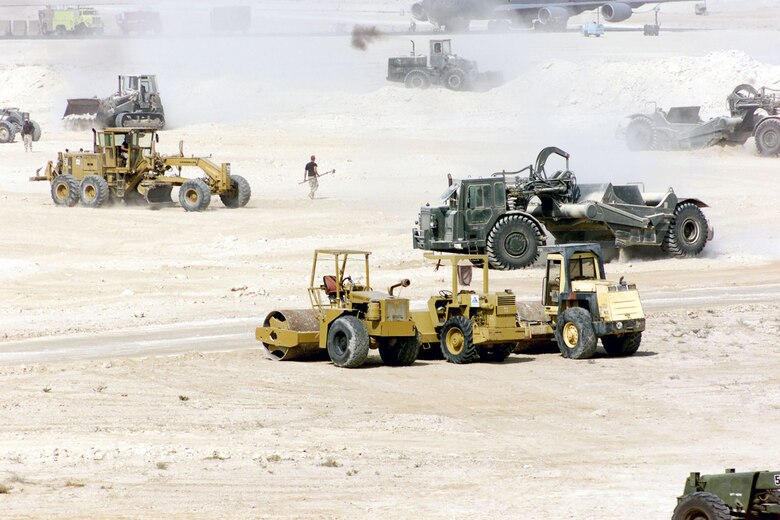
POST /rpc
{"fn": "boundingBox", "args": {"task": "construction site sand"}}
[1,7,780,519]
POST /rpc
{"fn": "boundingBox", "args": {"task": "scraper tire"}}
[487,215,543,270]
[662,202,708,257]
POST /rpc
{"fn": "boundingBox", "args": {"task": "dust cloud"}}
[350,24,383,51]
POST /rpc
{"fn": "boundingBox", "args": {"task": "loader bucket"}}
[63,98,100,118]
[256,309,325,361]
[145,186,173,204]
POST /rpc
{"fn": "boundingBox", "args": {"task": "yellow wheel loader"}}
[256,250,420,369]
[30,128,250,211]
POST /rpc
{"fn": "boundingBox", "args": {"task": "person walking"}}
[21,119,34,152]
[304,155,319,199]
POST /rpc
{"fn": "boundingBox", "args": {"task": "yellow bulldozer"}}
[31,128,250,211]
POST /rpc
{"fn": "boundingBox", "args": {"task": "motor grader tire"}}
[601,332,642,357]
[326,315,370,368]
[755,118,780,156]
[79,175,109,208]
[179,179,211,212]
[487,215,543,270]
[0,121,15,143]
[444,68,468,91]
[404,70,430,89]
[32,121,42,142]
[672,492,730,520]
[479,343,514,362]
[625,116,656,151]
[555,307,597,359]
[378,332,420,366]
[220,174,251,208]
[439,315,479,364]
[50,174,80,207]
[662,202,708,257]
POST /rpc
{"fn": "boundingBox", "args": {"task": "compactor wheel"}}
[50,174,80,207]
[601,332,642,357]
[662,202,709,257]
[378,332,420,367]
[755,118,780,156]
[179,179,211,212]
[671,492,730,520]
[554,307,597,359]
[439,315,479,364]
[0,121,15,143]
[327,315,369,368]
[625,116,656,151]
[444,68,468,91]
[220,174,251,208]
[79,175,109,208]
[479,343,515,362]
[486,215,543,270]
[404,70,430,89]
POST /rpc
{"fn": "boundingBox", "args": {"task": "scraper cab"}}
[31,128,251,212]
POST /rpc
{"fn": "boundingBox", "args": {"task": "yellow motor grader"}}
[30,128,250,211]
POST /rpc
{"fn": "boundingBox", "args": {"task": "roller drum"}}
[260,309,322,361]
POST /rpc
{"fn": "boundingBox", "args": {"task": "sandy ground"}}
[1,3,780,518]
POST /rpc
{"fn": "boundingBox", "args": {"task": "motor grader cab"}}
[30,128,250,212]
[256,250,420,368]
[412,253,548,364]
[673,469,780,519]
[543,243,645,359]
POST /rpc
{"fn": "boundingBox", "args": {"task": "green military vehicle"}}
[38,7,104,36]
[0,108,41,144]
[413,146,713,269]
[256,250,420,368]
[673,469,780,519]
[31,127,250,212]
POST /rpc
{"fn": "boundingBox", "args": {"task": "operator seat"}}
[322,275,339,303]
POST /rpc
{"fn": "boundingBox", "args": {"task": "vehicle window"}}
[466,184,492,209]
[546,260,561,304]
[441,41,451,54]
[569,257,597,280]
[494,184,506,207]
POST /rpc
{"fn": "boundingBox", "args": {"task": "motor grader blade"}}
[255,309,323,361]
[144,185,173,204]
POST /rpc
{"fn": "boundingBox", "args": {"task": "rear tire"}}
[404,70,430,89]
[51,174,80,207]
[326,315,370,368]
[755,118,780,156]
[602,332,641,357]
[625,116,656,151]
[378,332,420,366]
[219,174,251,208]
[0,121,15,143]
[672,492,730,520]
[179,179,211,212]
[486,215,543,270]
[439,315,479,364]
[662,202,708,257]
[79,175,109,208]
[554,307,597,359]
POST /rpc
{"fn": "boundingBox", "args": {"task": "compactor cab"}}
[542,244,645,359]
[256,250,420,369]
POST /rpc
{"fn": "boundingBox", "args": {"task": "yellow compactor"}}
[256,250,420,368]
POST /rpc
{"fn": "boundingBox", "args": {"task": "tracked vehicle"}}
[30,128,250,212]
[387,39,502,92]
[621,84,780,156]
[673,469,780,519]
[64,75,165,129]
[413,146,713,270]
[256,250,420,368]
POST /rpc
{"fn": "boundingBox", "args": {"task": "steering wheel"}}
[341,276,354,291]
[439,289,452,298]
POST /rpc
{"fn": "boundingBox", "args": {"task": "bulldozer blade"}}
[144,186,173,204]
[256,309,325,361]
[63,98,100,118]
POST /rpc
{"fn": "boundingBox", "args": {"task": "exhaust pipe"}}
[388,278,411,296]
